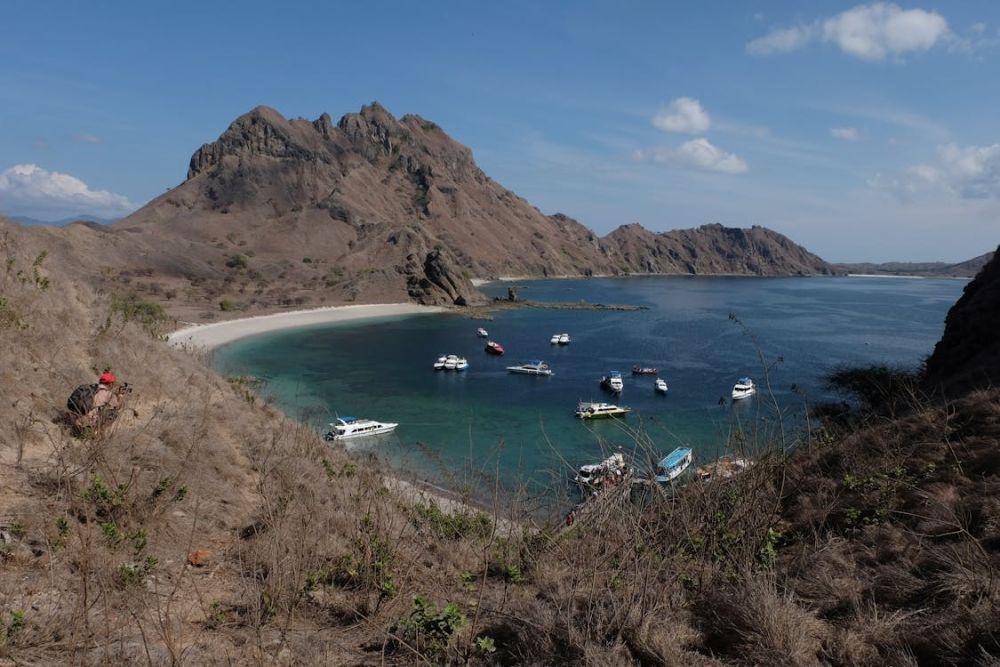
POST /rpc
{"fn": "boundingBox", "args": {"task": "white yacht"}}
[655,378,668,393]
[731,377,756,400]
[324,417,398,441]
[550,334,561,344]
[558,333,570,345]
[601,371,624,393]
[506,360,553,376]
[444,355,459,370]
[575,402,631,419]
[476,327,489,338]
[455,357,469,371]
[433,355,447,370]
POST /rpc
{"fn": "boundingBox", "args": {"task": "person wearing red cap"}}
[70,371,127,433]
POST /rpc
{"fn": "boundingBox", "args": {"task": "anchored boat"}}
[654,447,693,483]
[731,377,756,400]
[324,417,398,441]
[655,378,668,393]
[575,452,630,488]
[601,371,624,393]
[485,341,505,355]
[575,401,631,419]
[506,360,553,376]
[632,365,658,375]
[476,327,489,338]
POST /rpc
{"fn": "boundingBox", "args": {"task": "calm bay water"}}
[213,276,964,492]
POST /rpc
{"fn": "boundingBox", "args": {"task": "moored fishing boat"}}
[575,452,630,488]
[632,365,658,375]
[731,377,756,400]
[485,340,505,355]
[601,371,624,393]
[506,360,553,376]
[654,447,693,483]
[575,401,631,419]
[324,417,398,441]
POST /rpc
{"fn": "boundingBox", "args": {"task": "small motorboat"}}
[550,334,561,344]
[506,360,553,376]
[476,327,489,338]
[632,365,658,375]
[433,355,447,370]
[655,378,668,393]
[601,371,624,393]
[732,377,756,400]
[324,417,398,441]
[455,357,469,371]
[575,452,630,488]
[654,447,693,483]
[444,354,459,370]
[696,456,751,481]
[485,341,505,355]
[558,333,570,345]
[575,402,631,419]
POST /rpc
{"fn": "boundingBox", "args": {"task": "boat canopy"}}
[609,371,622,378]
[337,417,358,424]
[658,447,692,469]
[737,377,753,385]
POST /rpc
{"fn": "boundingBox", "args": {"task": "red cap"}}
[99,372,117,385]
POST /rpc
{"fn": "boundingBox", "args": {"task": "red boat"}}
[632,365,658,375]
[485,341,505,355]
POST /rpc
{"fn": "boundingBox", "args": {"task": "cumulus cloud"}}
[748,3,951,61]
[871,142,1000,199]
[831,126,861,141]
[0,164,135,219]
[652,97,711,134]
[636,138,749,174]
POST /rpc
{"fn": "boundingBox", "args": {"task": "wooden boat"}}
[632,365,658,375]
[485,340,505,355]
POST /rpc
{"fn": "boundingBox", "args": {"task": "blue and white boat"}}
[731,377,756,400]
[654,447,693,483]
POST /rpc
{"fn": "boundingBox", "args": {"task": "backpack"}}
[67,384,98,415]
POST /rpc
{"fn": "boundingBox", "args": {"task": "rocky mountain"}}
[7,103,838,316]
[604,222,838,276]
[836,251,994,278]
[925,244,1000,393]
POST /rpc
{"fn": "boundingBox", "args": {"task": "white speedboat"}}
[476,327,489,338]
[654,448,693,483]
[433,355,447,370]
[444,354,459,370]
[455,357,469,371]
[601,371,624,393]
[550,334,561,344]
[575,452,630,488]
[575,402,631,419]
[558,333,570,345]
[731,377,756,400]
[506,360,553,376]
[324,417,398,441]
[655,378,668,393]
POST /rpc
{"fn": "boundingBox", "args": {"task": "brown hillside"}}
[926,244,1000,393]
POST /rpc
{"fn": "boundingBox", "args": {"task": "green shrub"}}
[225,254,249,270]
[390,595,466,661]
[109,293,168,336]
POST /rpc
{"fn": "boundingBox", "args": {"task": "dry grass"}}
[0,227,998,664]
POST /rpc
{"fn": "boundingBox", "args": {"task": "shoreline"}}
[168,303,448,351]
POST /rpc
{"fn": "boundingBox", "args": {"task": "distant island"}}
[835,251,993,278]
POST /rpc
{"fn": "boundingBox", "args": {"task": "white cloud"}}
[636,138,749,174]
[871,142,1000,199]
[748,3,951,61]
[0,164,135,219]
[831,126,861,141]
[652,97,711,134]
[71,133,102,144]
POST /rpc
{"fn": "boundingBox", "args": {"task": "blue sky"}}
[2,1,999,261]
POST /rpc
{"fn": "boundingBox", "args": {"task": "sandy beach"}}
[168,303,448,351]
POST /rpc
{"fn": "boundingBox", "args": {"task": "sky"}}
[1,1,999,262]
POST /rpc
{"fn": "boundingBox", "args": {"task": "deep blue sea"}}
[213,276,965,493]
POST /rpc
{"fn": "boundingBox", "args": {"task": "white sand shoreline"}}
[168,303,448,351]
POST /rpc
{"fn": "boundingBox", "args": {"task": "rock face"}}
[109,103,837,305]
[603,223,838,276]
[925,245,1000,393]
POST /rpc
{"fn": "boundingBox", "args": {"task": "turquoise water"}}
[213,276,964,493]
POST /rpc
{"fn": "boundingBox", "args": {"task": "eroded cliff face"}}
[926,244,1000,393]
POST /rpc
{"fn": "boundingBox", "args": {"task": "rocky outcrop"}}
[405,248,479,306]
[925,245,1000,393]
